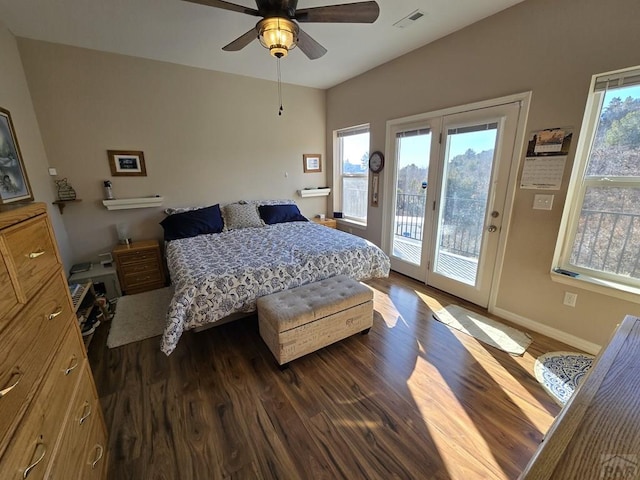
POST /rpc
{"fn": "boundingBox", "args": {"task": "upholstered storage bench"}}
[257,275,374,365]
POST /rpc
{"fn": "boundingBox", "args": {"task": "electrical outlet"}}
[563,292,578,307]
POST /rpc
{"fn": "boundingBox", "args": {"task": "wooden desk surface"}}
[520,315,640,479]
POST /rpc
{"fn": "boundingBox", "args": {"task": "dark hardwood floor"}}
[88,272,569,479]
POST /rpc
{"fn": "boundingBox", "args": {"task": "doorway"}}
[383,94,529,308]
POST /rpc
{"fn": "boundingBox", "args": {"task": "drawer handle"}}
[28,250,45,259]
[90,444,104,469]
[79,401,92,425]
[48,307,63,320]
[0,372,21,398]
[64,355,79,375]
[23,441,46,478]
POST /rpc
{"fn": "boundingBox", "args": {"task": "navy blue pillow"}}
[258,204,307,225]
[160,204,224,241]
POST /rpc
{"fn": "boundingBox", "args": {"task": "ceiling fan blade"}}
[294,1,379,23]
[222,28,258,51]
[183,0,260,17]
[296,28,327,60]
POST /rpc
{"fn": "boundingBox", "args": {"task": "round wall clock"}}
[369,151,385,173]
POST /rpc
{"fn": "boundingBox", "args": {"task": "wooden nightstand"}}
[312,218,337,229]
[113,240,166,295]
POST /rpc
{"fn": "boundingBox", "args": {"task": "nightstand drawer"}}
[123,269,163,288]
[116,249,158,266]
[120,260,160,276]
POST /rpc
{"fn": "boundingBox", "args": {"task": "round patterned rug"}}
[534,351,595,405]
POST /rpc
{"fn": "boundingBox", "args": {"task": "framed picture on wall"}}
[108,150,147,176]
[0,107,33,204]
[303,154,322,173]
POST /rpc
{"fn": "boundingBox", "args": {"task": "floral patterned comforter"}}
[161,221,390,354]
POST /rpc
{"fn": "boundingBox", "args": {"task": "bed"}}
[160,203,390,354]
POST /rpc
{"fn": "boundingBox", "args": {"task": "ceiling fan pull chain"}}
[277,57,284,116]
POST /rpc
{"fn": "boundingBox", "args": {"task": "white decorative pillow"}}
[164,206,205,215]
[223,203,264,230]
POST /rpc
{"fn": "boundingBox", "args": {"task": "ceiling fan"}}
[183,0,380,60]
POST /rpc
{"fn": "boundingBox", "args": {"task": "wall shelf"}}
[53,199,82,214]
[297,188,331,198]
[102,196,164,211]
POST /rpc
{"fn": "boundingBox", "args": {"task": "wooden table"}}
[519,315,640,479]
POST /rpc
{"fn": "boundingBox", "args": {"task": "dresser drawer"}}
[1,215,59,300]
[0,250,19,324]
[0,270,74,456]
[0,324,82,480]
[46,363,103,480]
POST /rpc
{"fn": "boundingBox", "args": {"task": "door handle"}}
[487,225,498,233]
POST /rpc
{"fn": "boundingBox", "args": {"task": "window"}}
[335,125,370,223]
[556,66,640,290]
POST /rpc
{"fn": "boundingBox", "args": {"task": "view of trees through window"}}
[395,143,494,259]
[569,83,640,281]
[338,128,369,221]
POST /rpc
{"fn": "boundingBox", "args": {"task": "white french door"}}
[384,97,526,308]
[387,119,441,279]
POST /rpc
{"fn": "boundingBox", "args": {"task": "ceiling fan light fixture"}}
[258,17,298,58]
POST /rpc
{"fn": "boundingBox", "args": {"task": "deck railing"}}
[571,209,640,278]
[395,193,484,258]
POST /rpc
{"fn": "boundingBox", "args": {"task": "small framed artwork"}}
[108,150,147,177]
[303,154,322,173]
[0,107,33,204]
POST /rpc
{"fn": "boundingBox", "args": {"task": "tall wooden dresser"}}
[0,203,107,479]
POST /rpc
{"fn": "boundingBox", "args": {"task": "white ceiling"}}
[0,0,524,89]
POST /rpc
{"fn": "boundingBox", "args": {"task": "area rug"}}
[534,351,595,405]
[107,286,173,348]
[432,304,532,355]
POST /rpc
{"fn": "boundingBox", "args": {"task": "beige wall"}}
[326,0,640,348]
[0,24,73,268]
[18,39,327,263]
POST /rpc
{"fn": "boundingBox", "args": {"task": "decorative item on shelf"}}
[116,222,132,245]
[103,180,114,199]
[55,177,77,201]
[0,106,33,204]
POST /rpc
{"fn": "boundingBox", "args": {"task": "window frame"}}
[334,124,370,225]
[553,65,640,300]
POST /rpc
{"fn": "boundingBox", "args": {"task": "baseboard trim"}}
[490,306,601,355]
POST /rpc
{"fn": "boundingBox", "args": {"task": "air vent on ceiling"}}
[393,9,426,29]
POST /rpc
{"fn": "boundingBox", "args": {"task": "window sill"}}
[336,218,367,231]
[550,270,640,305]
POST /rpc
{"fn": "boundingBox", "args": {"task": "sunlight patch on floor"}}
[407,355,503,479]
[414,291,553,433]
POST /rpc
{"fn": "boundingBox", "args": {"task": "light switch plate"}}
[48,168,57,176]
[533,194,554,210]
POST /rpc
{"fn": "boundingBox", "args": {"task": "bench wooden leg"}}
[361,327,371,335]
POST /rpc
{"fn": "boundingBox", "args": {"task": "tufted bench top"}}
[257,275,373,333]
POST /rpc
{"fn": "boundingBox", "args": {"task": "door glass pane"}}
[392,130,431,265]
[434,124,498,285]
